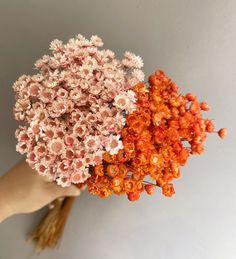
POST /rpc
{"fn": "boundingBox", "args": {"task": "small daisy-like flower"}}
[35,162,49,176]
[26,151,39,164]
[86,113,97,124]
[56,176,72,187]
[62,148,75,160]
[58,160,71,175]
[72,158,87,171]
[114,111,126,128]
[49,99,67,117]
[49,39,64,53]
[71,167,90,184]
[28,83,41,96]
[105,134,123,155]
[73,122,87,138]
[114,93,130,110]
[79,64,94,79]
[17,129,30,142]
[87,94,97,104]
[98,106,112,119]
[16,142,29,154]
[90,35,103,47]
[126,90,137,102]
[40,89,55,103]
[70,89,82,101]
[29,121,42,137]
[57,88,68,98]
[14,99,31,112]
[48,138,65,155]
[79,79,90,90]
[122,51,144,68]
[84,135,102,152]
[131,69,145,82]
[64,134,78,147]
[91,150,104,165]
[34,143,47,157]
[89,83,103,95]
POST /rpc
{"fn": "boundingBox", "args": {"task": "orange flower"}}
[162,183,175,197]
[86,70,225,202]
[107,164,119,177]
[94,164,104,176]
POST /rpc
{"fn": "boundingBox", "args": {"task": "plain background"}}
[0,0,235,259]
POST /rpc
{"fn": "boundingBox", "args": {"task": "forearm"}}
[0,174,15,222]
[0,159,80,223]
[0,159,32,222]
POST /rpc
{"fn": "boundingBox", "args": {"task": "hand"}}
[0,159,80,223]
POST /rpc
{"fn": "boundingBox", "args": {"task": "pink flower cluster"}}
[13,34,144,187]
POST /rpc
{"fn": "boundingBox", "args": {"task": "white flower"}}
[90,35,104,47]
[105,134,123,155]
[126,90,137,102]
[50,39,64,53]
[131,69,145,82]
[122,51,144,68]
[114,93,130,110]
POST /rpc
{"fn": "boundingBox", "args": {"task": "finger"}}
[50,183,81,199]
[60,185,81,197]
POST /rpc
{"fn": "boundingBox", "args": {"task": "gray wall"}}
[0,1,235,259]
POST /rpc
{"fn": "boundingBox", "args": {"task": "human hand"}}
[0,159,80,223]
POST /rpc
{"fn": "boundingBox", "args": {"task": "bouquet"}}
[12,34,226,251]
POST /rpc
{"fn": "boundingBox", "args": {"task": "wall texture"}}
[0,1,235,259]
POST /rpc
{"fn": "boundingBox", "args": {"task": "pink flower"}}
[34,143,47,157]
[90,35,103,47]
[122,51,144,68]
[73,122,87,138]
[62,148,75,160]
[71,168,90,184]
[15,99,31,112]
[26,151,39,165]
[70,89,83,101]
[50,39,64,53]
[86,113,97,124]
[40,89,55,103]
[72,158,87,171]
[89,83,102,95]
[84,135,102,152]
[48,138,65,155]
[97,106,111,120]
[16,142,29,154]
[56,176,72,187]
[35,162,49,176]
[28,83,41,96]
[91,150,104,165]
[58,160,71,175]
[57,88,68,98]
[114,93,130,110]
[105,134,123,155]
[64,134,78,147]
[48,99,67,117]
[13,33,145,187]
[114,90,137,114]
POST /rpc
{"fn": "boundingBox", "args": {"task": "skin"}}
[0,159,80,223]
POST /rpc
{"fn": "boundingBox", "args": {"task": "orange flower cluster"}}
[86,70,227,201]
